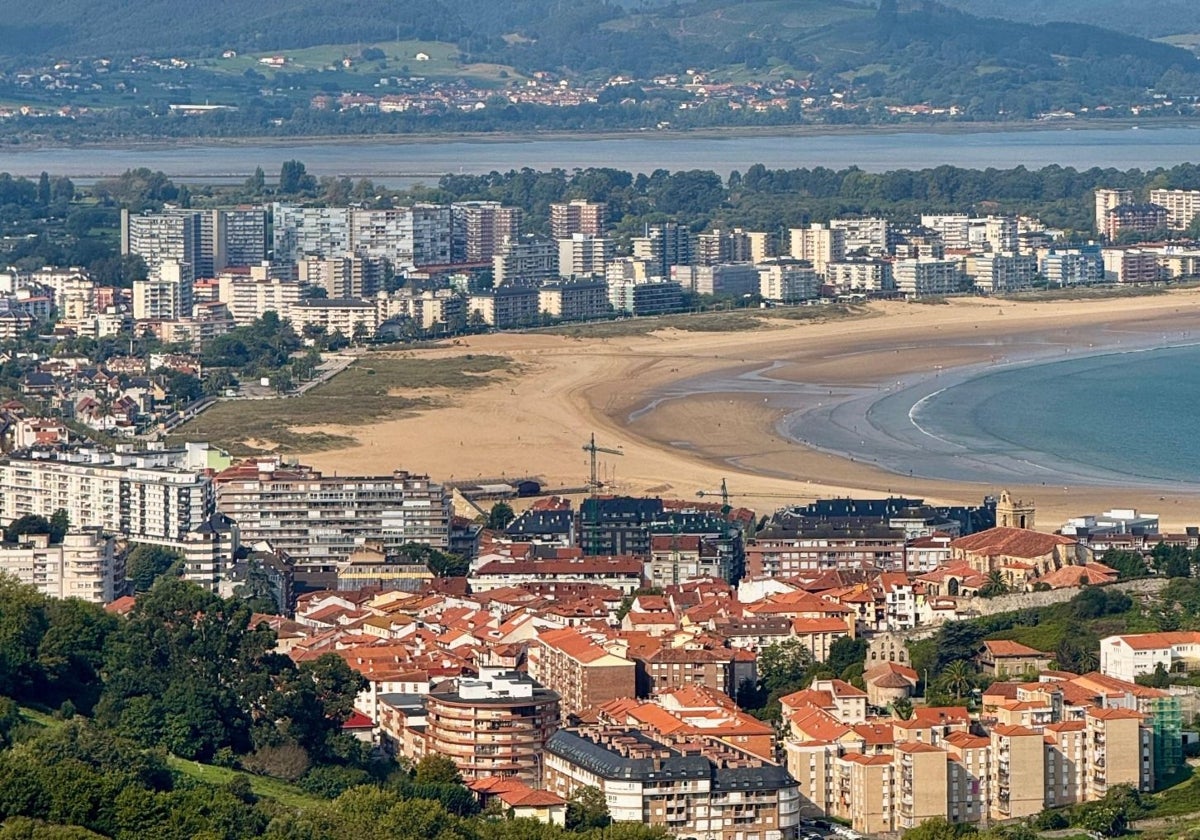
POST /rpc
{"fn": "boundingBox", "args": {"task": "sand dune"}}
[297,292,1200,530]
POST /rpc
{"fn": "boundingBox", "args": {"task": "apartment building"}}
[638,646,754,698]
[1105,203,1168,240]
[493,237,559,287]
[289,298,379,338]
[423,669,561,785]
[132,259,193,321]
[1087,708,1152,798]
[644,534,735,587]
[121,209,199,282]
[538,280,611,322]
[823,260,894,295]
[746,523,908,577]
[831,218,891,256]
[544,727,801,840]
[349,205,453,268]
[920,215,970,251]
[1148,189,1200,231]
[528,627,637,720]
[632,223,694,277]
[557,234,615,278]
[969,253,1039,294]
[0,530,122,604]
[982,216,1019,254]
[550,200,607,238]
[607,278,683,316]
[789,224,845,274]
[757,259,821,303]
[297,255,387,299]
[380,288,466,332]
[696,228,755,265]
[1041,247,1105,286]
[1102,248,1161,284]
[0,449,214,543]
[217,271,303,325]
[219,207,269,268]
[470,555,644,594]
[1095,188,1134,235]
[213,460,451,565]
[893,257,964,298]
[271,205,352,262]
[673,263,760,297]
[468,286,541,328]
[991,724,1046,819]
[451,201,522,262]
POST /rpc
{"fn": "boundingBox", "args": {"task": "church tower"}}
[996,490,1035,530]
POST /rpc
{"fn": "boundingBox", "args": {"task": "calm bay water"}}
[0,124,1198,184]
[917,345,1200,485]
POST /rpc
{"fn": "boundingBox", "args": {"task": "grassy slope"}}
[19,705,323,811]
[169,353,512,455]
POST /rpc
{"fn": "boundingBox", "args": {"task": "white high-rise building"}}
[558,234,615,279]
[788,224,845,274]
[757,259,820,303]
[1149,189,1200,231]
[1095,189,1134,236]
[0,531,122,604]
[0,449,214,544]
[132,259,193,320]
[831,218,890,256]
[893,258,964,298]
[921,215,971,251]
[272,204,352,263]
[350,205,452,268]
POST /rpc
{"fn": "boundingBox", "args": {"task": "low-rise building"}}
[469,286,540,328]
[538,280,610,321]
[289,298,378,338]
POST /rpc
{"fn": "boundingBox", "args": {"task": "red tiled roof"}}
[984,639,1049,658]
[951,526,1078,558]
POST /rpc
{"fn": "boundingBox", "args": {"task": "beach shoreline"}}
[291,291,1200,530]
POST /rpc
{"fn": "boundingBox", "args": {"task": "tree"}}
[902,816,970,840]
[414,755,463,786]
[890,697,914,720]
[48,511,69,543]
[1103,549,1149,581]
[486,502,515,531]
[124,544,183,592]
[565,785,611,830]
[939,660,974,701]
[279,160,315,195]
[1138,661,1171,688]
[826,635,867,676]
[1152,543,1192,578]
[5,514,53,544]
[978,569,1009,598]
[757,639,813,694]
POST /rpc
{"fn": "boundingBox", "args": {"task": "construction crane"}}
[582,433,623,494]
[696,478,804,508]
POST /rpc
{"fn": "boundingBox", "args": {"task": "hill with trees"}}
[938,0,1200,40]
[0,0,1197,118]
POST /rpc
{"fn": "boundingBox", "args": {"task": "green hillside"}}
[0,0,1198,125]
[938,0,1200,40]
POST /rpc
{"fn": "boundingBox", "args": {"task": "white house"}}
[1100,632,1200,683]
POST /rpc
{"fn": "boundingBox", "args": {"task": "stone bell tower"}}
[996,489,1035,530]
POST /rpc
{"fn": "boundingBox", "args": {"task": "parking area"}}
[799,819,864,840]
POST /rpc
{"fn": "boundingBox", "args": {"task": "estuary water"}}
[0,124,1198,184]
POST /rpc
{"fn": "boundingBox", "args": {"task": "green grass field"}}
[167,756,325,810]
[198,39,522,83]
[170,354,512,455]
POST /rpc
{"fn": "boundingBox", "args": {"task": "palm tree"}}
[979,569,1009,598]
[940,660,975,701]
[890,697,914,720]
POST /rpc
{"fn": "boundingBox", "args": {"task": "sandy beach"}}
[297,291,1200,530]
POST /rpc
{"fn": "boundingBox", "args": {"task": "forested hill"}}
[1,0,1197,117]
[938,0,1200,40]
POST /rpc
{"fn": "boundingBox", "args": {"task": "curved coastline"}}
[627,328,1200,494]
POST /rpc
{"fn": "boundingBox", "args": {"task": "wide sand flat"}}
[298,292,1200,529]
